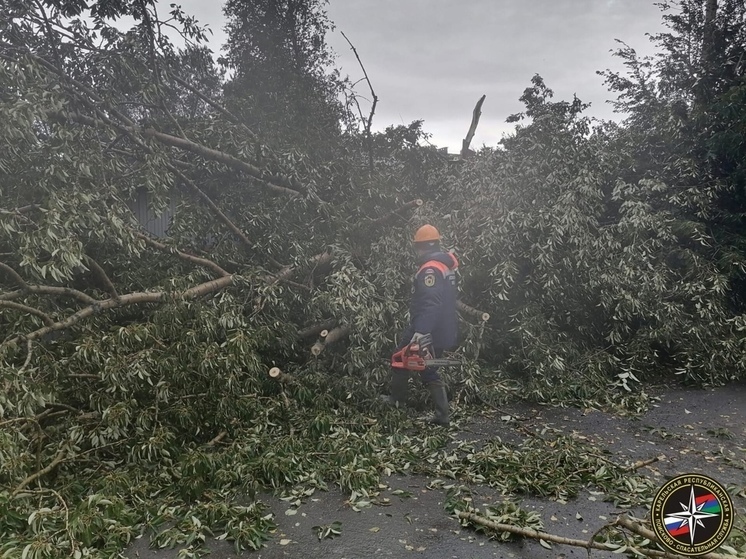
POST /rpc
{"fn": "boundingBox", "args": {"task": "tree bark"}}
[298,320,337,339]
[65,112,304,197]
[311,325,350,356]
[457,301,490,322]
[133,231,230,277]
[456,511,730,559]
[461,95,486,159]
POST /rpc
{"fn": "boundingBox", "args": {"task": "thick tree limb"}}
[206,431,228,446]
[66,112,304,197]
[457,301,490,322]
[311,325,350,356]
[298,320,337,339]
[267,253,332,285]
[6,285,96,305]
[0,261,30,289]
[4,248,331,348]
[461,94,486,159]
[0,300,54,326]
[133,231,229,277]
[0,263,97,305]
[84,255,118,298]
[3,275,235,348]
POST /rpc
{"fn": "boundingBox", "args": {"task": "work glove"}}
[409,332,426,345]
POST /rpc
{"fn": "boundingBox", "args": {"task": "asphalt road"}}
[124,382,746,559]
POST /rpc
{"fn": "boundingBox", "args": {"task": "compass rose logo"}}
[651,474,734,556]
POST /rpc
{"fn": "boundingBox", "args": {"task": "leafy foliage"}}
[1,0,745,557]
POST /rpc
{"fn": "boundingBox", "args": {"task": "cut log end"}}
[319,329,329,338]
[268,367,282,378]
[481,312,490,322]
[414,199,423,206]
[311,343,324,357]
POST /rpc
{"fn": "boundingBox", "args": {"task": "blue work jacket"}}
[400,251,459,351]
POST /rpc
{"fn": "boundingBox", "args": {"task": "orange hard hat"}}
[414,224,440,243]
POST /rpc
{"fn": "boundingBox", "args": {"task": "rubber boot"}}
[426,381,450,426]
[380,372,409,406]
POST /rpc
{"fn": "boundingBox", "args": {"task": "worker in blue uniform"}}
[383,224,459,426]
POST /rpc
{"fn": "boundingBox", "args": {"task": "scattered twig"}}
[626,455,664,472]
[456,510,732,559]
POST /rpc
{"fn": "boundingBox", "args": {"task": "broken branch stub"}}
[311,325,350,356]
[268,367,294,383]
[457,301,490,322]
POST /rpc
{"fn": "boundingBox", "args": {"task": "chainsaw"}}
[390,333,461,371]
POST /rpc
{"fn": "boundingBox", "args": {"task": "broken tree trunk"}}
[461,94,486,159]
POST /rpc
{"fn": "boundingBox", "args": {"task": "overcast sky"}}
[171,0,667,152]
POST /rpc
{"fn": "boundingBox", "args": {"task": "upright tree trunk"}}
[698,0,719,105]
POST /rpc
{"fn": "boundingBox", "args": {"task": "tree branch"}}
[84,255,118,298]
[133,231,230,277]
[169,166,256,251]
[614,515,732,559]
[0,261,30,289]
[457,301,490,322]
[0,300,54,326]
[341,31,378,173]
[298,319,337,339]
[456,511,732,559]
[3,275,235,349]
[168,72,258,140]
[12,448,67,496]
[65,111,304,197]
[0,262,97,305]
